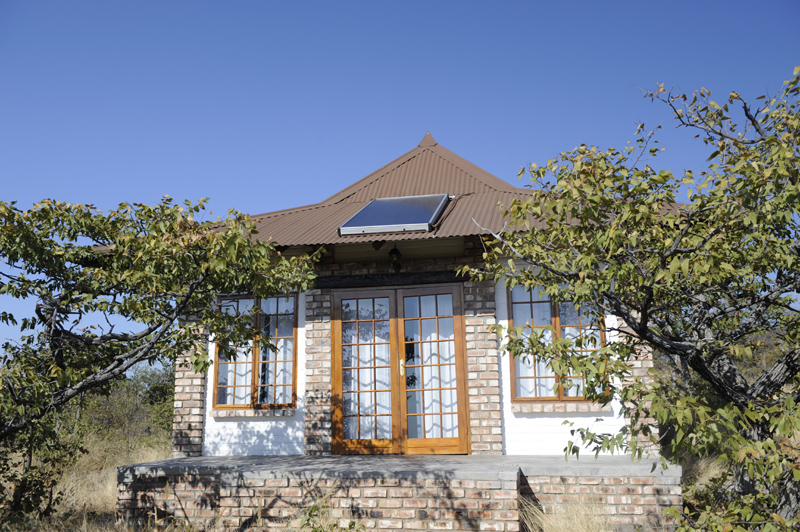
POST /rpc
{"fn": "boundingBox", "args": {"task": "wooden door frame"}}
[331,284,470,455]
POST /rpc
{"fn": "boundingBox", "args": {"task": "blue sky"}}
[0,1,798,342]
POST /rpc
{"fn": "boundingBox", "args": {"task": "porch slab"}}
[120,453,677,481]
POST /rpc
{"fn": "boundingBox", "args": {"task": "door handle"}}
[399,358,405,377]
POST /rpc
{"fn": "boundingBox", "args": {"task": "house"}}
[119,133,681,531]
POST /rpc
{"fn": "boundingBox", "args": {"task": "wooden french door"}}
[332,285,470,455]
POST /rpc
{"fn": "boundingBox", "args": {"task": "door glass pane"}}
[420,295,436,317]
[424,415,441,438]
[404,297,419,318]
[408,415,423,439]
[437,294,453,316]
[341,296,392,441]
[442,414,458,438]
[374,298,390,319]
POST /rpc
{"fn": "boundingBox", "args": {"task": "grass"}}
[518,494,616,532]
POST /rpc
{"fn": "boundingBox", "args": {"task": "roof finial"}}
[419,131,437,148]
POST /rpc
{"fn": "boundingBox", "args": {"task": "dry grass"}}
[681,455,727,493]
[59,432,172,516]
[518,494,615,532]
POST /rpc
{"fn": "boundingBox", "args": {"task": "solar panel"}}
[338,194,450,235]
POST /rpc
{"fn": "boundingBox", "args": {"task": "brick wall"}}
[117,466,520,531]
[172,347,207,458]
[521,469,680,531]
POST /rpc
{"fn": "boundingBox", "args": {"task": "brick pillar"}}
[304,288,333,454]
[172,346,207,457]
[465,280,504,455]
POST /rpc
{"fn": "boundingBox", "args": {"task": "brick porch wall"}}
[117,468,520,531]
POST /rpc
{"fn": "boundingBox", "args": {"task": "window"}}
[213,295,297,408]
[509,286,602,401]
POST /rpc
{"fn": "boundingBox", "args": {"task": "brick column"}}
[304,288,333,454]
[172,347,207,457]
[465,280,503,455]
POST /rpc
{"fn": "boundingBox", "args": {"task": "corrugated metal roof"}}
[251,133,539,247]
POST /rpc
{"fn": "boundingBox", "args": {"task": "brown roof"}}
[251,133,536,247]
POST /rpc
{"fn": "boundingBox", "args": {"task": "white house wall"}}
[495,284,627,455]
[202,293,307,456]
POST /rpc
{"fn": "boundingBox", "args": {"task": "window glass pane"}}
[343,417,357,440]
[342,369,356,391]
[358,299,373,320]
[423,390,440,413]
[239,299,255,316]
[259,363,273,386]
[559,303,580,325]
[516,356,535,378]
[258,386,273,404]
[260,297,277,315]
[408,415,423,439]
[278,296,294,314]
[562,327,580,341]
[217,387,231,405]
[438,318,454,340]
[511,285,528,302]
[437,294,453,316]
[275,386,291,404]
[375,367,391,390]
[442,414,458,438]
[406,366,421,390]
[376,416,392,439]
[420,295,436,317]
[342,299,357,321]
[360,416,375,440]
[516,378,535,398]
[343,393,357,416]
[375,320,390,343]
[423,365,440,389]
[404,297,419,318]
[376,392,391,415]
[276,361,292,385]
[405,341,420,365]
[342,345,356,367]
[421,342,435,365]
[537,378,557,397]
[234,386,250,405]
[358,321,373,343]
[512,303,532,327]
[563,378,583,398]
[342,322,357,344]
[359,392,375,415]
[421,319,436,341]
[535,358,555,377]
[359,368,374,390]
[374,298,390,320]
[531,303,552,327]
[440,364,456,388]
[425,415,441,438]
[407,391,423,414]
[277,316,293,337]
[358,344,372,366]
[405,320,420,342]
[261,315,274,337]
[217,365,232,386]
[439,341,455,364]
[374,343,390,366]
[441,388,458,413]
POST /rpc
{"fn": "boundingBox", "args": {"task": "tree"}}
[461,68,800,530]
[0,198,316,516]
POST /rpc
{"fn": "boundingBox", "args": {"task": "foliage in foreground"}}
[0,198,317,517]
[461,68,800,530]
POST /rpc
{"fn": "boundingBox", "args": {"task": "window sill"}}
[211,408,297,418]
[510,401,612,414]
